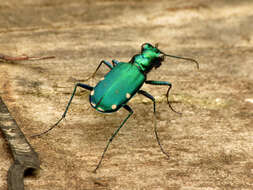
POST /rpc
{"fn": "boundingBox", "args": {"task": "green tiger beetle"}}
[32,43,199,173]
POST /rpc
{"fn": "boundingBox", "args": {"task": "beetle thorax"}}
[132,50,164,74]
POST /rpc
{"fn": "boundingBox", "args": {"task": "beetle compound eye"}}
[141,43,148,52]
[141,43,154,52]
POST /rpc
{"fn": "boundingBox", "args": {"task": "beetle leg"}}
[93,105,133,173]
[31,83,93,137]
[71,60,114,82]
[138,90,170,159]
[112,59,120,67]
[145,80,181,115]
[90,60,113,78]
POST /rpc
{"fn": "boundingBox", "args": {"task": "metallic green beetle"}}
[33,43,199,172]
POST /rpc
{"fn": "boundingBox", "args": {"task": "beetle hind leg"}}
[31,83,93,137]
[93,104,133,173]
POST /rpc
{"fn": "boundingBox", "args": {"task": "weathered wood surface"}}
[0,0,253,189]
[0,97,40,190]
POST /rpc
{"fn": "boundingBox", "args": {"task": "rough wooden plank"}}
[0,97,40,190]
[0,0,253,189]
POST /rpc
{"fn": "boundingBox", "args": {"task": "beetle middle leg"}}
[145,80,181,115]
[90,60,114,78]
[31,83,93,137]
[138,90,170,159]
[85,60,120,81]
[81,60,114,82]
[93,104,133,173]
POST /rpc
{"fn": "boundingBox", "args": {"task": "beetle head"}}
[141,43,199,70]
[132,43,199,74]
[141,43,165,70]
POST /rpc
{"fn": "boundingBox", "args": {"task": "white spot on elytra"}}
[97,107,104,111]
[91,102,96,107]
[111,104,117,109]
[100,77,104,81]
[91,90,94,96]
[126,93,131,99]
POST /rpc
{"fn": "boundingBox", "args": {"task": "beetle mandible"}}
[32,43,199,172]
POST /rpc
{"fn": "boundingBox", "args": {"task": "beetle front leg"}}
[31,83,93,137]
[138,90,170,159]
[145,80,181,115]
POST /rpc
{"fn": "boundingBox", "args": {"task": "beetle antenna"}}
[163,53,199,69]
